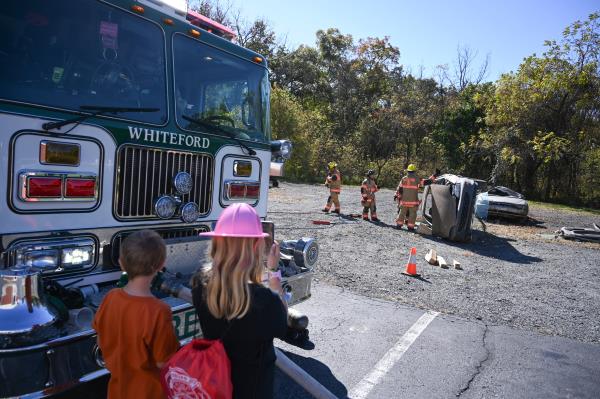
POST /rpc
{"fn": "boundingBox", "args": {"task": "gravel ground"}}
[268,182,600,344]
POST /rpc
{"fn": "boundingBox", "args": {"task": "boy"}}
[93,230,179,399]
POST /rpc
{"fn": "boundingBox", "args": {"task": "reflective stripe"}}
[401,185,419,189]
[401,201,419,206]
[331,188,341,193]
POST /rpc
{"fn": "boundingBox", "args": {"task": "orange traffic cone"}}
[402,247,420,277]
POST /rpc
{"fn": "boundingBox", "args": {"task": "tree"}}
[486,13,600,202]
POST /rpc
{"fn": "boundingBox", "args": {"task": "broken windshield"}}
[0,0,167,124]
[173,34,269,143]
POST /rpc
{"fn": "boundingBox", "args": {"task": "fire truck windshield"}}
[173,34,270,143]
[0,0,167,125]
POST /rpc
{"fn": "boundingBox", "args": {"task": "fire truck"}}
[0,1,317,396]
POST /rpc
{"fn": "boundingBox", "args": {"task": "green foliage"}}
[241,8,600,205]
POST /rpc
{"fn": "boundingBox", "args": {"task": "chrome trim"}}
[270,161,284,177]
[79,368,110,383]
[114,145,214,220]
[224,180,261,201]
[92,344,105,368]
[18,171,98,202]
[40,140,81,166]
[7,129,105,215]
[56,271,122,289]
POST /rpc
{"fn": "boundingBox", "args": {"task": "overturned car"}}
[418,174,478,242]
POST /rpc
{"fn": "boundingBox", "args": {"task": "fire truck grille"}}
[115,146,213,219]
[110,226,210,266]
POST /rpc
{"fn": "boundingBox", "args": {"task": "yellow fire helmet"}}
[407,164,417,172]
[328,161,337,170]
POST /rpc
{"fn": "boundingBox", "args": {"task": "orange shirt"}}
[93,289,180,399]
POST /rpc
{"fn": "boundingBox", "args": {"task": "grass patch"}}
[529,201,600,215]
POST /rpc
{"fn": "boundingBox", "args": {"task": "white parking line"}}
[349,311,439,399]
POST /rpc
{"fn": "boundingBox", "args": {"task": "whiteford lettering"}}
[128,126,210,149]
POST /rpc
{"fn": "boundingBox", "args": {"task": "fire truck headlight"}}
[155,196,177,219]
[173,172,193,195]
[180,202,199,223]
[62,246,94,268]
[21,249,60,270]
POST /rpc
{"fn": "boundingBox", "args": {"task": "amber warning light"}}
[40,141,80,166]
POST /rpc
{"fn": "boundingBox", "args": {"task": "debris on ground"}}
[558,225,600,243]
[312,220,333,225]
[438,256,448,269]
[425,249,438,265]
[453,260,462,270]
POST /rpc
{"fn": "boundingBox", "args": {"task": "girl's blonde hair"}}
[198,236,265,320]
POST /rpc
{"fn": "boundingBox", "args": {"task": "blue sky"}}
[235,0,599,81]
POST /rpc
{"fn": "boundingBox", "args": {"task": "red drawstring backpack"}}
[161,338,233,399]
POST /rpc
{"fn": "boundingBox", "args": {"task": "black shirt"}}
[192,282,288,399]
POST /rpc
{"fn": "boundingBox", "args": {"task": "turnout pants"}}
[397,205,417,229]
[324,192,340,212]
[362,198,377,220]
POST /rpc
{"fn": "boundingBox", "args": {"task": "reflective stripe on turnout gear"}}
[401,185,419,189]
[400,201,419,206]
[327,170,342,192]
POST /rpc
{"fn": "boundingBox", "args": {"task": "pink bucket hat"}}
[200,203,269,238]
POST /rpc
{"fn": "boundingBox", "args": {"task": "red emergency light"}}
[225,181,261,201]
[227,183,246,199]
[20,172,98,201]
[65,178,96,198]
[245,184,260,199]
[27,177,62,198]
[186,10,236,41]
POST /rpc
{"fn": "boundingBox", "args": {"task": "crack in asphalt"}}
[456,323,492,398]
[318,319,345,334]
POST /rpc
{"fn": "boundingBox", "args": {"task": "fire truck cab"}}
[0,1,316,396]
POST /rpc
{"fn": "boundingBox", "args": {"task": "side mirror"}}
[270,139,293,160]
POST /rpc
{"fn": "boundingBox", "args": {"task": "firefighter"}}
[361,170,379,221]
[395,164,420,230]
[422,168,441,186]
[322,161,341,214]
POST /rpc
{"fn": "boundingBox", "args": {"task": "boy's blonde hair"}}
[199,236,265,320]
[119,230,166,279]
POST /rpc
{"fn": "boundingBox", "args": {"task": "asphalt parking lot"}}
[274,282,600,399]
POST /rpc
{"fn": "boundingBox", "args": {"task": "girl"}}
[193,203,288,399]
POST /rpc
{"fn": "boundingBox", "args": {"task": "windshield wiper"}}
[42,106,159,131]
[182,114,256,156]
